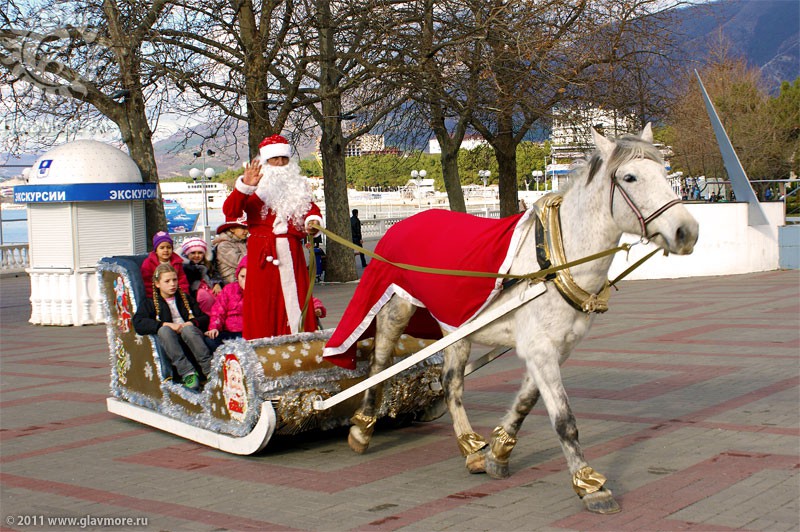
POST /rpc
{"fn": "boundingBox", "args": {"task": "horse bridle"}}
[609,170,683,242]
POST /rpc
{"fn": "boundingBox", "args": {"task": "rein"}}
[309,222,630,283]
[304,212,657,318]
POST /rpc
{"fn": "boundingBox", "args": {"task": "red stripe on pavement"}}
[1,429,148,463]
[554,451,798,531]
[0,473,299,531]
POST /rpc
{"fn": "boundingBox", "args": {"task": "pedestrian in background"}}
[350,209,367,268]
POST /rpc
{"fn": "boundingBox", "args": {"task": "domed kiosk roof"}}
[28,140,142,184]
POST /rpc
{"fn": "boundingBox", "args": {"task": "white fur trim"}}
[272,219,288,235]
[260,143,291,162]
[322,283,426,358]
[275,238,302,333]
[235,176,257,195]
[304,215,323,231]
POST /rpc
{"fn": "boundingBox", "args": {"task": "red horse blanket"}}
[323,208,532,369]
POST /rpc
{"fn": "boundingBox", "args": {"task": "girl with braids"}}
[133,263,213,391]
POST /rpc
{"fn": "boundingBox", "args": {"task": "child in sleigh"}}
[205,255,328,350]
[133,263,213,391]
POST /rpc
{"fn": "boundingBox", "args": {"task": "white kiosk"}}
[14,140,157,326]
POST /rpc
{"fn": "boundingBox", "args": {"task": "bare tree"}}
[294,0,414,281]
[1,0,174,240]
[668,37,795,192]
[462,0,684,217]
[411,0,484,213]
[145,0,315,160]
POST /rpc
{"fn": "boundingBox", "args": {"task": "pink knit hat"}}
[180,237,207,257]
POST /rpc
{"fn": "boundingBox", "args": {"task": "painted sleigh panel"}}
[96,255,444,454]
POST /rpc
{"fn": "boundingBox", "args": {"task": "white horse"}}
[344,125,698,513]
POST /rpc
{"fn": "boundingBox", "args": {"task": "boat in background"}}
[160,180,230,211]
[163,198,199,233]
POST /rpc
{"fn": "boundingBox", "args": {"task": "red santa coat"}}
[323,209,531,369]
[223,178,323,340]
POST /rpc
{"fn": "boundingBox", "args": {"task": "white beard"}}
[255,161,313,232]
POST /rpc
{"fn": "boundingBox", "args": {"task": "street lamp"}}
[478,170,491,210]
[189,149,216,244]
[531,170,543,192]
[410,169,427,210]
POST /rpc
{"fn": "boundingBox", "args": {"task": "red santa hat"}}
[259,134,292,162]
[216,214,248,235]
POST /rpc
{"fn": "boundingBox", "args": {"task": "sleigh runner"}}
[97,255,447,455]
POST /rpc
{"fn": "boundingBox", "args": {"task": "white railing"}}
[1,244,29,273]
[0,210,502,273]
[361,208,500,241]
[169,231,204,247]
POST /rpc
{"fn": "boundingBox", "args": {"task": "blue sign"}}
[14,183,159,203]
[37,160,53,177]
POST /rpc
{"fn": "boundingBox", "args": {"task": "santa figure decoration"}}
[222,134,323,340]
[222,354,247,421]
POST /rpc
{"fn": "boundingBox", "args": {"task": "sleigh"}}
[96,255,448,455]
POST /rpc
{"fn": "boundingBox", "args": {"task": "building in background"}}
[428,134,489,155]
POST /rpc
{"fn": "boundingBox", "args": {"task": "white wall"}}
[609,202,785,280]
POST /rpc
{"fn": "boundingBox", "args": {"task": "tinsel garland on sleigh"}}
[249,332,444,435]
[97,258,445,443]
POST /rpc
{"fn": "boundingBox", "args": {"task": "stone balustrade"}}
[0,209,501,275]
[1,244,29,273]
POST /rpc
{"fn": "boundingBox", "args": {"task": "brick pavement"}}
[0,269,798,532]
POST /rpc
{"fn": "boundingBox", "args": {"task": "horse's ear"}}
[640,123,654,144]
[591,127,614,157]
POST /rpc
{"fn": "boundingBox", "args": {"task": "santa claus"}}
[222,134,323,340]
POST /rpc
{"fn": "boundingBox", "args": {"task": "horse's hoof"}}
[465,451,486,474]
[348,430,370,454]
[484,453,510,479]
[582,488,621,514]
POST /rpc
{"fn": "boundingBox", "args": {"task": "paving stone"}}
[1,271,798,531]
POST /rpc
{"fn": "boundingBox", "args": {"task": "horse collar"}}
[534,194,610,314]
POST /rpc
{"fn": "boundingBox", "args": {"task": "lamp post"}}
[410,169,427,211]
[189,149,216,244]
[478,170,491,210]
[531,170,543,192]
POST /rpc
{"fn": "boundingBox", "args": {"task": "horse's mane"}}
[576,134,664,185]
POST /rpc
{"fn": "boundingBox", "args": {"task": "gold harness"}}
[534,194,610,314]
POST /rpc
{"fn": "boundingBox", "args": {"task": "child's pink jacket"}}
[209,282,244,333]
[140,251,189,298]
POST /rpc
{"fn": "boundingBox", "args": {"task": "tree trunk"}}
[318,0,356,282]
[440,150,465,212]
[494,115,519,217]
[115,92,166,246]
[431,107,467,213]
[319,126,356,282]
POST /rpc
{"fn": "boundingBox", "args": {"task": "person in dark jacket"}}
[133,263,212,391]
[350,209,367,268]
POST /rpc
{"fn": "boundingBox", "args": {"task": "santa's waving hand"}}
[223,134,323,340]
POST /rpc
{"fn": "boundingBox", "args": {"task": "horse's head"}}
[590,124,698,255]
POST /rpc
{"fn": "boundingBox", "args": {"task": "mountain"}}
[2,0,796,180]
[152,123,320,179]
[674,0,799,92]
